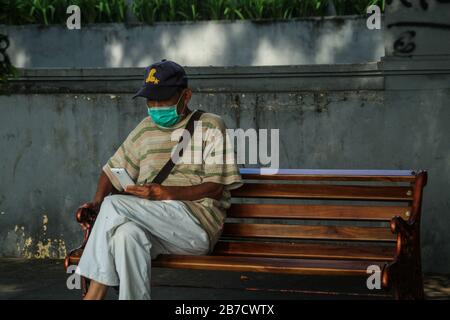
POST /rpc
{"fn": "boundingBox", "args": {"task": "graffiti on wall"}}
[0,34,15,81]
[386,0,450,55]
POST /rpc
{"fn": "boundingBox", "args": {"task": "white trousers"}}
[76,194,210,300]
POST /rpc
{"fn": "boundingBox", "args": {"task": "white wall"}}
[1,16,384,68]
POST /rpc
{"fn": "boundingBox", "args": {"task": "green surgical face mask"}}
[147,92,185,128]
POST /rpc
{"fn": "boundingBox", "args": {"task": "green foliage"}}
[0,0,385,25]
[0,0,126,25]
[93,0,126,22]
[133,0,329,23]
[0,0,33,24]
[332,0,385,15]
[132,0,385,23]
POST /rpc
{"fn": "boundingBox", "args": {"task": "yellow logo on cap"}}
[145,68,160,84]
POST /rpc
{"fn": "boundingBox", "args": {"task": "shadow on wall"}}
[5,16,384,68]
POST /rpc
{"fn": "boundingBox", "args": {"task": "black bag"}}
[150,109,205,184]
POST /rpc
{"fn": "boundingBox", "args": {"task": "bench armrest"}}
[381,215,423,299]
[64,205,98,271]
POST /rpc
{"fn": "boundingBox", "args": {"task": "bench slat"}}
[213,241,396,261]
[231,183,413,201]
[228,203,410,221]
[153,254,386,276]
[222,223,396,242]
[240,168,416,182]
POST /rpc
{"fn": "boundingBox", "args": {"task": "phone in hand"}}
[110,168,136,189]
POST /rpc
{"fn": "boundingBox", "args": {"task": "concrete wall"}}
[1,16,384,68]
[0,64,449,273]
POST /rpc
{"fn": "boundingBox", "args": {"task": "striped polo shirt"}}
[102,110,243,253]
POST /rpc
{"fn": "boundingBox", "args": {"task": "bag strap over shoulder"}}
[151,109,205,185]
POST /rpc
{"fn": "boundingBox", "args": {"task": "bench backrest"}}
[225,169,427,248]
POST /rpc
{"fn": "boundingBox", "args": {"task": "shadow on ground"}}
[0,258,448,300]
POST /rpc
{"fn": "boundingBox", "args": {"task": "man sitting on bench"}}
[76,59,243,300]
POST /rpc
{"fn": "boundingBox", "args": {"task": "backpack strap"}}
[151,109,205,185]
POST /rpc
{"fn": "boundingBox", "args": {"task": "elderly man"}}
[76,59,242,300]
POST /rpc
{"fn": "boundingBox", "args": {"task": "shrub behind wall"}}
[0,0,385,25]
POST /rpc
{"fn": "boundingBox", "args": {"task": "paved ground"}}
[0,258,448,300]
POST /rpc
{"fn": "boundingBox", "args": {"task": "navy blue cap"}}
[133,59,188,101]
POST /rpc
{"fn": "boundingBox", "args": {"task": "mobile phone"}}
[110,168,136,189]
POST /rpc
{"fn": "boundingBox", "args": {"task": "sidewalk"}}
[0,258,448,300]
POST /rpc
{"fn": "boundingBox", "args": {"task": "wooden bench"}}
[65,168,427,299]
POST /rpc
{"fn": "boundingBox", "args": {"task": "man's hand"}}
[82,201,102,213]
[125,183,173,200]
[79,201,102,231]
[125,182,223,201]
